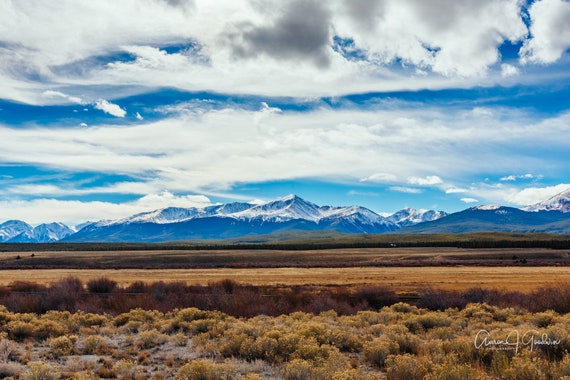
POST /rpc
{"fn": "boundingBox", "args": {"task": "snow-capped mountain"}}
[8,222,76,243]
[387,208,448,228]
[2,190,568,243]
[524,188,570,213]
[233,195,323,222]
[0,220,33,242]
[65,195,420,242]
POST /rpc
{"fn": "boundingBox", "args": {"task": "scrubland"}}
[1,277,570,378]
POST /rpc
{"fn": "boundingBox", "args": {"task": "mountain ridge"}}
[1,188,569,242]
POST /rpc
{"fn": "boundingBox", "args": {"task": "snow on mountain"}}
[232,195,323,222]
[9,222,75,243]
[524,188,570,213]
[0,220,33,242]
[471,204,502,211]
[206,202,253,216]
[8,191,569,243]
[112,207,204,225]
[387,208,448,227]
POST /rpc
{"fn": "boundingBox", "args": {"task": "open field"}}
[1,247,570,269]
[1,266,569,294]
[2,246,570,295]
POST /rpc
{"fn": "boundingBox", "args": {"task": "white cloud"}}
[520,0,570,64]
[501,63,519,77]
[94,99,127,117]
[0,104,569,214]
[506,184,570,206]
[134,191,210,210]
[0,0,555,103]
[445,187,468,194]
[135,112,144,120]
[390,186,422,194]
[461,198,479,203]
[0,191,211,226]
[470,107,494,117]
[360,173,398,183]
[408,176,443,186]
[500,173,534,181]
[42,90,83,104]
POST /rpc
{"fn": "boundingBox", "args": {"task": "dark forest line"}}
[1,232,569,252]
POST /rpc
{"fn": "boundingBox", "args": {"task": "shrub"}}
[6,321,34,342]
[385,354,429,380]
[405,312,452,333]
[0,362,23,378]
[82,334,107,355]
[70,370,98,380]
[176,360,228,380]
[49,335,74,357]
[500,351,549,380]
[87,277,118,294]
[282,359,315,380]
[23,361,60,380]
[172,332,189,347]
[32,319,65,340]
[114,359,138,379]
[329,328,363,352]
[356,286,399,309]
[137,328,169,349]
[364,338,399,368]
[417,288,466,311]
[426,361,491,380]
[0,338,19,362]
[237,375,263,380]
[43,277,83,312]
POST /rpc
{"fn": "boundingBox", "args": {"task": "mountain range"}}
[0,188,568,243]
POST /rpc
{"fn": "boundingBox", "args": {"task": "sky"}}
[0,0,569,226]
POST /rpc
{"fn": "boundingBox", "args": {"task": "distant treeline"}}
[1,232,569,251]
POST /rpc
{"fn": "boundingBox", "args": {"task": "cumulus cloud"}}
[334,0,528,77]
[408,176,443,186]
[4,0,568,103]
[94,99,127,117]
[501,63,519,77]
[227,0,332,67]
[506,184,570,206]
[520,0,570,64]
[500,173,535,181]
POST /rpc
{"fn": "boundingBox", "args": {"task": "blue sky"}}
[0,0,569,225]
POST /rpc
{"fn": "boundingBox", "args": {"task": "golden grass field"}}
[1,266,569,294]
[1,247,569,294]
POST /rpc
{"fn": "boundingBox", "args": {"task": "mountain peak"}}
[525,187,570,213]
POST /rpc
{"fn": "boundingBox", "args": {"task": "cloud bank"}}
[0,0,568,103]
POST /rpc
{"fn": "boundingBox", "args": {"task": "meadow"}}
[1,234,570,378]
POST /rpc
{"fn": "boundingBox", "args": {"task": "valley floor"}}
[0,265,569,294]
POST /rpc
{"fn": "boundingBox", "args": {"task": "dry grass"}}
[0,266,569,293]
[1,247,569,269]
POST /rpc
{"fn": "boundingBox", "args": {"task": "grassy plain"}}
[1,246,569,294]
[0,266,570,294]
